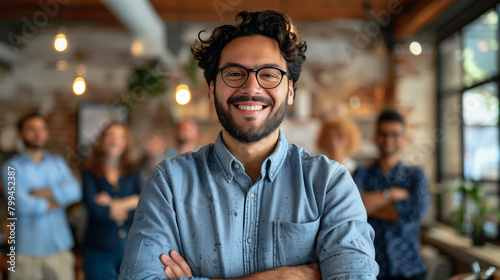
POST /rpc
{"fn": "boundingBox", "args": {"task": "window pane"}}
[463,83,499,181]
[462,9,499,87]
[439,33,462,91]
[440,93,463,178]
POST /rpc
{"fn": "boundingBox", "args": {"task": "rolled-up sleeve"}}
[317,167,379,279]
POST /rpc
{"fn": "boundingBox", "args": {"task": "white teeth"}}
[238,105,263,111]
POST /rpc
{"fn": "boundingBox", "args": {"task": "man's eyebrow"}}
[220,62,285,70]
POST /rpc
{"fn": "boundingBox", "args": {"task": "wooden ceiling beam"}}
[393,0,458,38]
[0,0,453,32]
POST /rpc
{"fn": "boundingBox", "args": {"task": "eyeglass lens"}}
[221,66,284,89]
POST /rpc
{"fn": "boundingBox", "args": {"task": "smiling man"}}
[353,110,430,280]
[118,10,378,280]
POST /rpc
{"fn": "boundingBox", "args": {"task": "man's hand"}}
[160,250,321,280]
[30,188,57,210]
[389,187,410,202]
[160,250,192,279]
[30,188,53,199]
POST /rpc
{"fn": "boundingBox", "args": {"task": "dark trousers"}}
[84,249,124,280]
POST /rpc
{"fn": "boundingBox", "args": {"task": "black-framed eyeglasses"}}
[376,131,404,139]
[216,66,288,89]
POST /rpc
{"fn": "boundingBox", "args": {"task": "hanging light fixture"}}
[73,65,86,95]
[53,27,68,52]
[409,41,422,56]
[73,77,86,95]
[175,84,190,105]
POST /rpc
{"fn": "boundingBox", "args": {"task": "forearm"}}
[369,203,399,222]
[361,191,390,215]
[225,265,320,280]
[115,194,140,212]
[161,250,320,280]
[30,188,59,210]
[211,267,294,280]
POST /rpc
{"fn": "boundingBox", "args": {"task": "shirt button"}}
[247,237,253,244]
[118,229,127,239]
[233,163,240,169]
[250,193,255,199]
[270,172,274,177]
[226,173,232,180]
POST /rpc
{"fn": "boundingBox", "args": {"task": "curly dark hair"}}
[191,10,307,95]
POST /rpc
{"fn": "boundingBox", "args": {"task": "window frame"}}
[436,2,500,240]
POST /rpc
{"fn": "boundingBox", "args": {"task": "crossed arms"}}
[118,161,379,280]
[360,187,409,222]
[160,251,321,280]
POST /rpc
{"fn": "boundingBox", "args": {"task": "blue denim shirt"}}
[1,151,82,256]
[353,162,430,278]
[119,131,379,280]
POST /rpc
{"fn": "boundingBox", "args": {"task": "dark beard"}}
[214,89,288,144]
[23,139,44,150]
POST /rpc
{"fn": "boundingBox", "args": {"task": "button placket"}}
[243,181,261,274]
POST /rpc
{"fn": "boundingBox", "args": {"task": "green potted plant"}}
[448,180,497,246]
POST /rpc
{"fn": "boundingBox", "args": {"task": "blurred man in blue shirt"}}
[1,113,82,280]
[119,10,378,280]
[353,110,431,280]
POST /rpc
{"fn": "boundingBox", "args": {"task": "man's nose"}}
[240,72,263,92]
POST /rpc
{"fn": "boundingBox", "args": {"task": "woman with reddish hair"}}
[82,123,142,280]
[317,116,361,173]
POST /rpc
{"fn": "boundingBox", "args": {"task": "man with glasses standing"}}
[119,10,378,280]
[353,110,431,280]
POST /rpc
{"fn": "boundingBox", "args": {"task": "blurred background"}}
[0,0,499,279]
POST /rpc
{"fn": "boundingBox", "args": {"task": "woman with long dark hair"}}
[82,122,142,280]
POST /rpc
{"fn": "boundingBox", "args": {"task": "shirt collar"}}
[373,160,404,179]
[19,149,50,164]
[213,130,289,183]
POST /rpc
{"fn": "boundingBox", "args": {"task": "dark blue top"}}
[83,169,143,253]
[353,161,431,278]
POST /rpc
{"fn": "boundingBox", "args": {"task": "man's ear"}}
[209,81,215,104]
[287,79,294,105]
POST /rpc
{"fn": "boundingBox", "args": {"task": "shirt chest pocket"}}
[272,218,321,267]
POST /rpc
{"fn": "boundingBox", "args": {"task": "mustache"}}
[227,95,274,107]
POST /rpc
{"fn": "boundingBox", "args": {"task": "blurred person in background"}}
[353,109,431,280]
[316,115,361,173]
[1,112,81,280]
[140,118,199,182]
[165,118,199,158]
[82,122,142,280]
